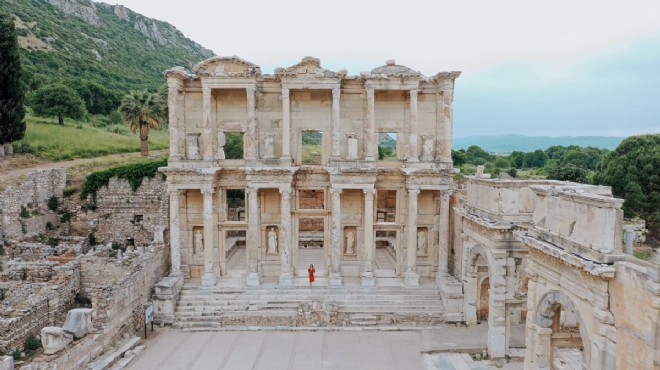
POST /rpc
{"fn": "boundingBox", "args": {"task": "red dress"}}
[308,267,316,283]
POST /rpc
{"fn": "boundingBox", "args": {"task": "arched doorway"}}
[478,276,490,323]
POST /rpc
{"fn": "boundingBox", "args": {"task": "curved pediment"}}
[275,56,346,79]
[192,56,261,77]
[370,59,422,78]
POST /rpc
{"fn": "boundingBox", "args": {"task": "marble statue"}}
[264,134,275,158]
[194,229,204,254]
[217,131,226,160]
[187,134,200,160]
[267,227,278,254]
[421,135,434,161]
[345,230,355,255]
[417,229,427,255]
[347,134,359,160]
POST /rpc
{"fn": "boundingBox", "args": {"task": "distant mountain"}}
[453,135,624,153]
[378,133,397,149]
[5,0,214,93]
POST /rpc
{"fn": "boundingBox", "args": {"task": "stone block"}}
[0,356,13,370]
[62,308,94,339]
[41,326,73,355]
[404,272,419,287]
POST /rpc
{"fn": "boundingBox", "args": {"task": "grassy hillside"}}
[5,0,213,93]
[453,134,624,153]
[16,115,168,160]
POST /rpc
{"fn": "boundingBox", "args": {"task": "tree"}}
[64,78,121,115]
[547,164,588,183]
[595,134,660,245]
[523,149,548,168]
[118,90,163,156]
[509,151,524,168]
[0,13,26,146]
[30,84,86,125]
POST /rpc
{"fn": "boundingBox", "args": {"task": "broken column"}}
[41,327,72,355]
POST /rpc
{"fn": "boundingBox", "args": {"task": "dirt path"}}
[0,150,168,190]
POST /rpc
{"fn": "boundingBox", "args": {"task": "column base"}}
[201,272,217,287]
[329,272,343,287]
[404,272,419,287]
[246,272,260,287]
[279,272,293,287]
[361,272,375,287]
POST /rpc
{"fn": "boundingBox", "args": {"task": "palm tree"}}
[118,90,163,156]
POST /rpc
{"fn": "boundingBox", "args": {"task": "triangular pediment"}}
[275,56,345,79]
[192,56,261,77]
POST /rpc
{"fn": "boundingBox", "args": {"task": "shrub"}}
[47,196,59,211]
[20,206,30,218]
[11,349,21,361]
[75,292,92,307]
[0,244,5,255]
[47,237,59,247]
[24,335,41,353]
[60,210,71,223]
[507,168,518,178]
[88,232,96,245]
[46,221,54,231]
[63,185,79,197]
[82,199,97,211]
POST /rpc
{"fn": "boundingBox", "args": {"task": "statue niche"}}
[346,133,359,160]
[263,133,275,159]
[420,135,434,162]
[416,227,428,256]
[266,226,278,254]
[193,227,204,255]
[186,133,201,160]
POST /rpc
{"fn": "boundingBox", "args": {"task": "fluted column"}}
[437,191,451,276]
[281,88,291,161]
[279,188,293,286]
[168,189,181,275]
[365,87,375,161]
[167,81,182,160]
[246,187,260,286]
[408,89,419,162]
[362,188,376,286]
[202,86,214,161]
[329,188,343,286]
[438,90,453,160]
[201,188,217,287]
[331,86,341,159]
[245,86,257,159]
[405,188,420,286]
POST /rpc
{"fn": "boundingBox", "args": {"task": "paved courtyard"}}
[127,326,524,370]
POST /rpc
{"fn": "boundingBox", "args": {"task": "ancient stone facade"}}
[163,56,460,287]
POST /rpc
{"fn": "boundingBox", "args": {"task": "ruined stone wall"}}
[0,169,65,241]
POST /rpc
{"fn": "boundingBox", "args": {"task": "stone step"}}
[87,336,140,370]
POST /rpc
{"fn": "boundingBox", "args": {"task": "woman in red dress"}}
[308,264,315,287]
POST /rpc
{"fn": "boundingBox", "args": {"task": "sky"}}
[112,0,660,138]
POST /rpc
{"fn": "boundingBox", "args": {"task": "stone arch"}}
[534,290,590,368]
[463,244,493,325]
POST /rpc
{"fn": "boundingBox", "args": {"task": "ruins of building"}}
[162,56,460,288]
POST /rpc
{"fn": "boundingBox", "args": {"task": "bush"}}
[63,185,79,197]
[47,196,59,211]
[20,205,30,218]
[60,210,71,223]
[507,168,518,178]
[75,292,92,307]
[11,349,21,361]
[46,221,54,231]
[47,237,59,247]
[80,158,167,200]
[24,335,41,353]
[88,232,96,245]
[82,199,97,211]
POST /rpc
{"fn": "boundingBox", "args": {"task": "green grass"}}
[634,250,655,261]
[16,115,169,160]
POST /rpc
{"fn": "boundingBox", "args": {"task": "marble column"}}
[365,87,375,161]
[168,189,181,276]
[362,188,376,286]
[245,86,257,160]
[246,187,260,286]
[202,86,214,161]
[167,81,182,160]
[201,188,217,287]
[279,188,293,286]
[405,188,420,286]
[331,86,341,159]
[281,88,291,161]
[437,191,451,280]
[439,90,453,160]
[408,89,419,162]
[329,188,343,286]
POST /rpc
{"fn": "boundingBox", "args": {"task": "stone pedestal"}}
[437,273,465,323]
[279,272,293,287]
[329,272,343,287]
[404,271,419,287]
[63,308,94,339]
[361,272,375,287]
[201,272,217,287]
[41,327,72,355]
[246,272,260,286]
[152,275,184,325]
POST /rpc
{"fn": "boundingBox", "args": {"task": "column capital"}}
[363,188,377,197]
[278,188,292,196]
[246,187,259,195]
[246,85,256,95]
[202,85,212,95]
[200,188,215,196]
[332,86,341,98]
[408,188,421,197]
[281,87,290,96]
[167,188,180,195]
[410,89,419,99]
[441,190,451,201]
[330,187,343,196]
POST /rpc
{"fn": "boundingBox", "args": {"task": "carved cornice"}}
[193,55,261,78]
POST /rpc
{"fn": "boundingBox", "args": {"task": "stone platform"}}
[173,278,444,330]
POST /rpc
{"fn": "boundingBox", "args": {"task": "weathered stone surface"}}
[62,308,94,339]
[41,327,72,355]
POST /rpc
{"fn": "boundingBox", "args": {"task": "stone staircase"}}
[173,282,444,330]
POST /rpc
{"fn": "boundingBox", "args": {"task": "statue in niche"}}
[267,227,278,254]
[417,229,427,255]
[264,134,275,158]
[187,134,200,160]
[421,135,434,161]
[217,131,226,160]
[194,229,204,254]
[347,134,358,160]
[345,230,355,255]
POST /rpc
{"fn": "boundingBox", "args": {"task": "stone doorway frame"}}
[374,226,403,277]
[292,213,330,277]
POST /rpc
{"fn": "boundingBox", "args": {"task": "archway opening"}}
[479,277,490,323]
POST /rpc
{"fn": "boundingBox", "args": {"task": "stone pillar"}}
[365,87,375,161]
[362,188,376,286]
[245,86,257,160]
[167,81,182,160]
[331,86,341,159]
[281,88,291,161]
[201,188,217,287]
[438,90,453,160]
[436,191,451,281]
[405,188,420,286]
[329,188,343,286]
[408,89,419,162]
[279,188,293,286]
[202,85,214,160]
[246,187,260,286]
[624,225,635,255]
[168,189,181,276]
